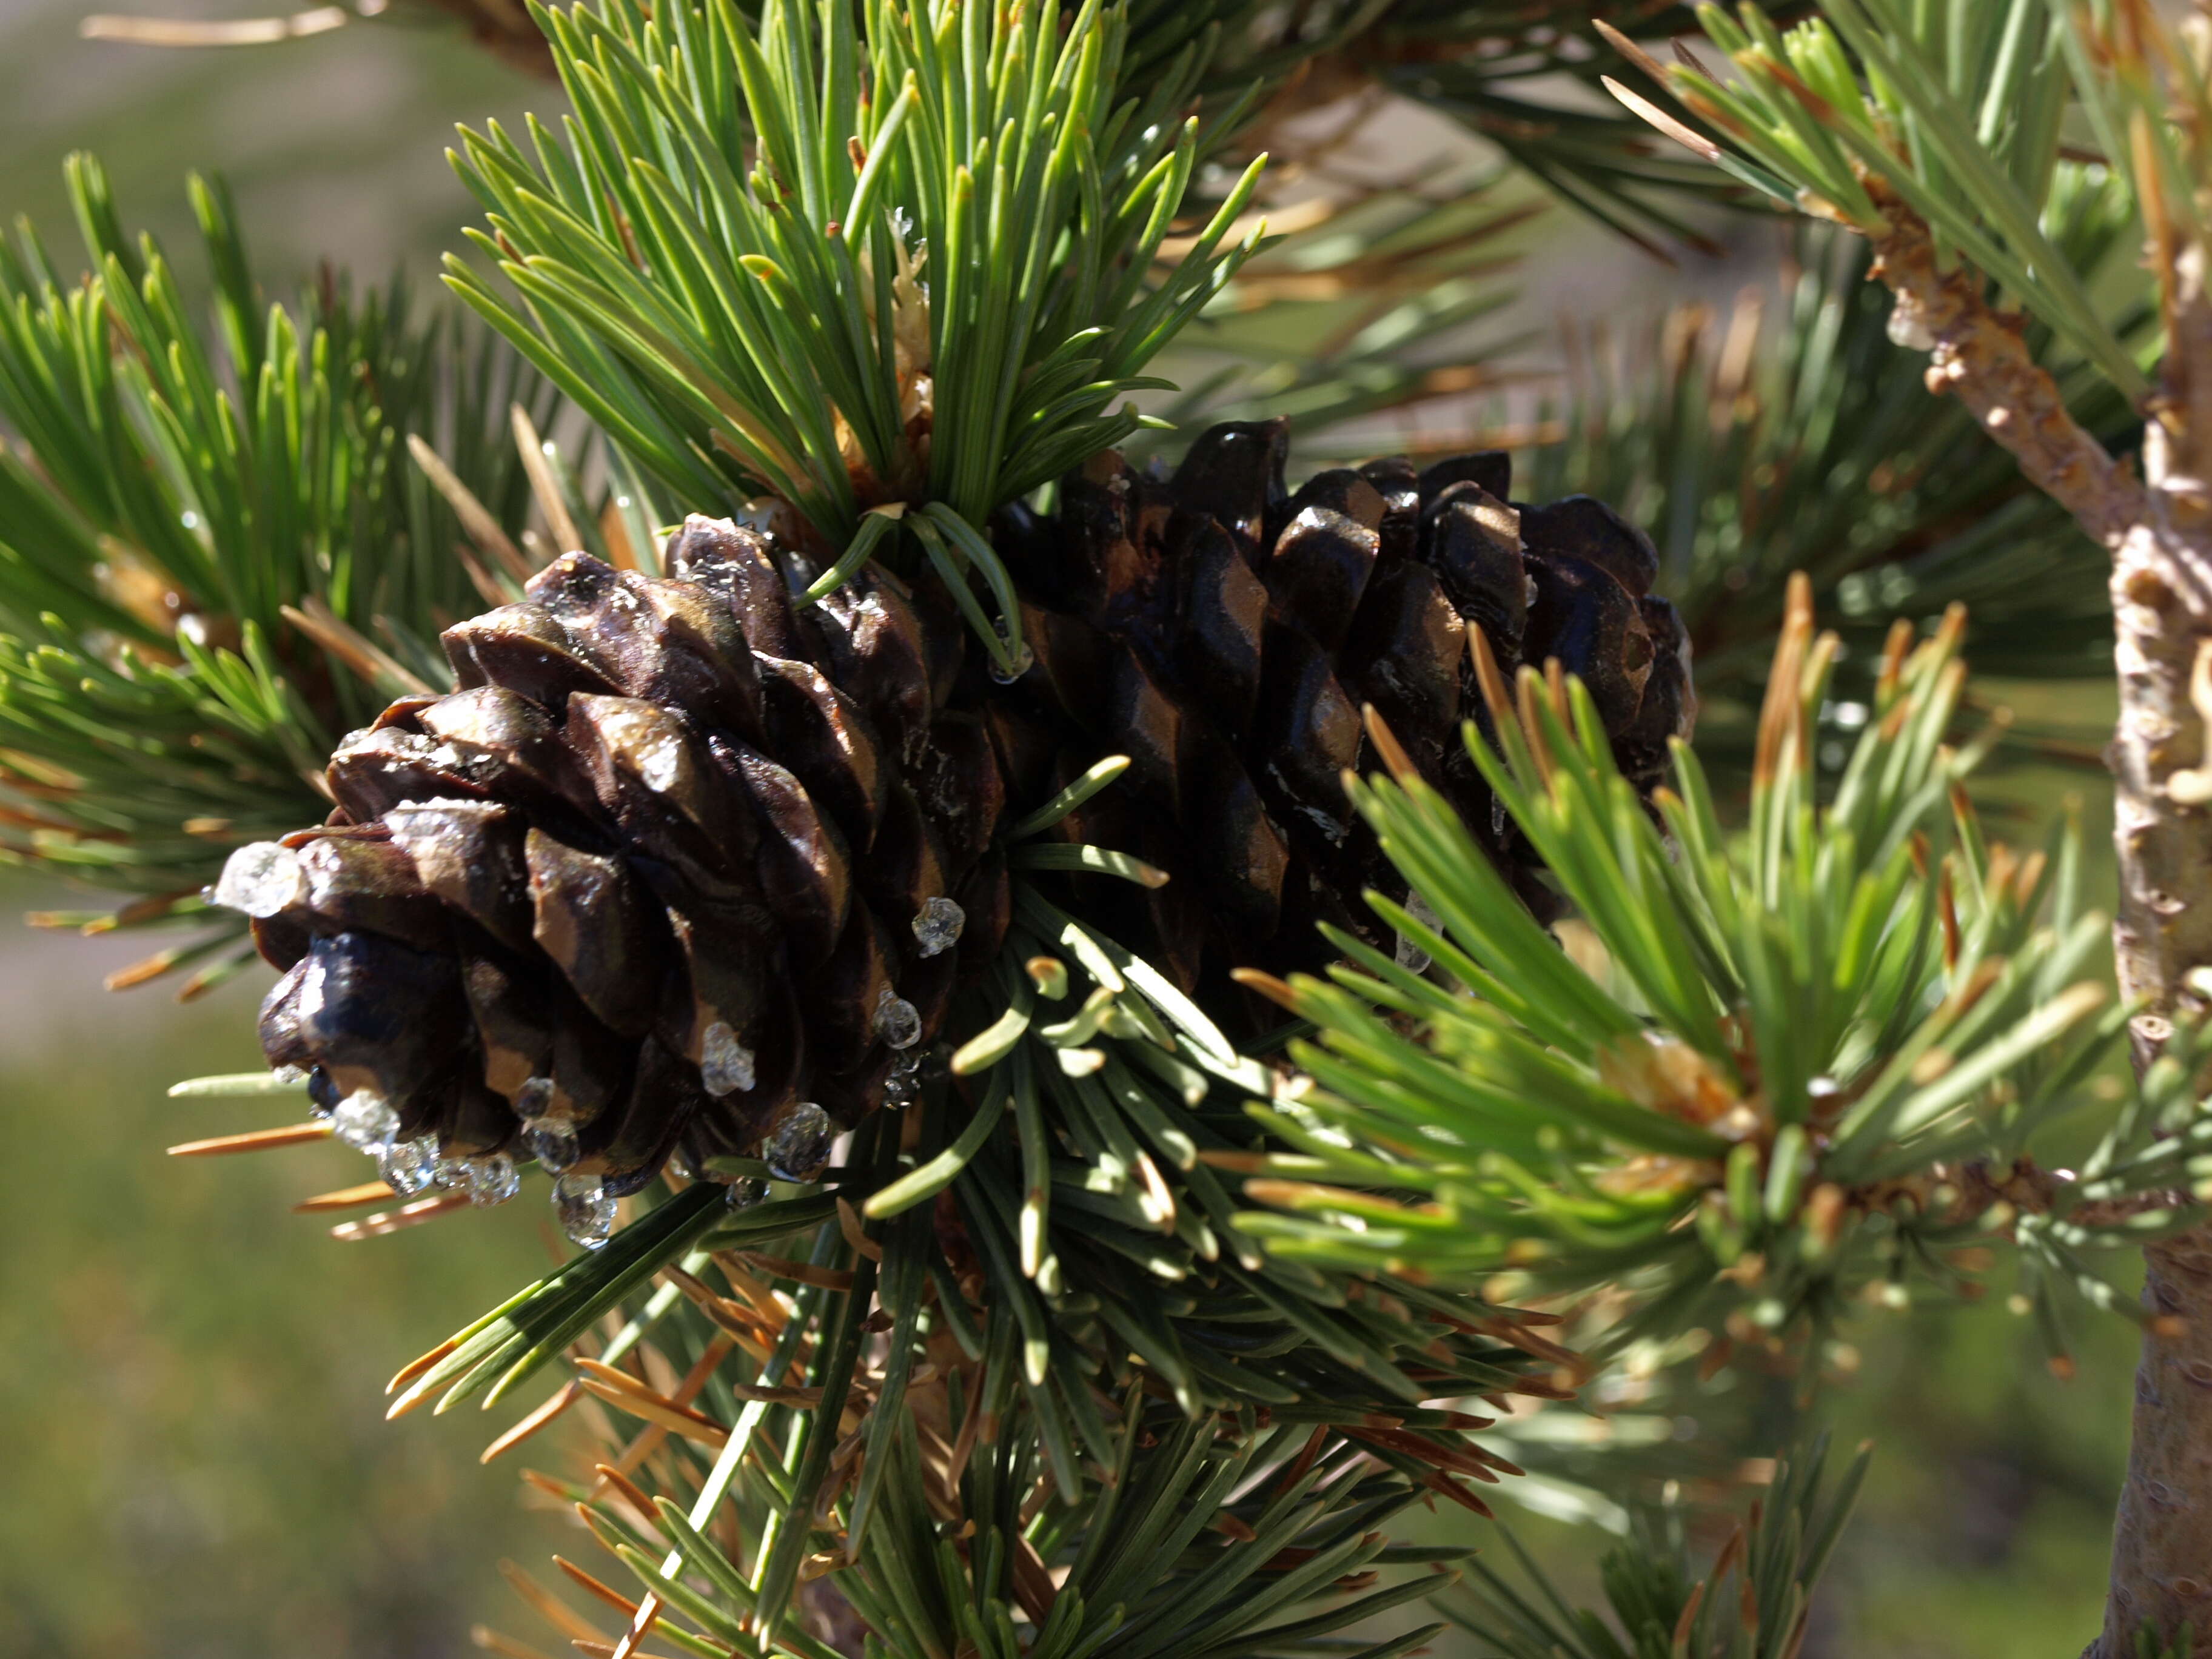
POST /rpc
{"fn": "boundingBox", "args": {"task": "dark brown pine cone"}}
[990,420,1695,991]
[225,526,1008,1245]
[216,420,1691,1243]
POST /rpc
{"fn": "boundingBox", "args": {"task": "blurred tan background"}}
[0,8,2145,1655]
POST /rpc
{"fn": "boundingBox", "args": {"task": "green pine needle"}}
[0,155,554,981]
[445,0,1270,663]
[1234,591,2200,1370]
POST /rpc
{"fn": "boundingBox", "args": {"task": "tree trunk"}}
[2096,417,2212,1657]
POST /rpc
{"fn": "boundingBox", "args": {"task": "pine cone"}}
[233,527,1009,1241]
[991,420,1694,987]
[221,420,1691,1238]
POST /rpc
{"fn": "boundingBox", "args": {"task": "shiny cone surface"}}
[991,420,1695,988]
[252,521,1008,1187]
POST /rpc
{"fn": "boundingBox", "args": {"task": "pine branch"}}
[1204,2,1794,253]
[0,155,555,991]
[442,0,1269,673]
[1857,178,2145,546]
[1517,212,2143,707]
[516,1277,1467,1659]
[1600,5,2212,1649]
[80,0,556,76]
[1235,582,2208,1375]
[352,893,1558,1652]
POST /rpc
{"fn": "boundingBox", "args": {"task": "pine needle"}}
[481,1381,583,1465]
[472,1626,557,1659]
[410,434,537,585]
[293,1181,398,1212]
[554,1557,642,1620]
[329,1193,470,1241]
[500,1560,605,1644]
[512,403,586,558]
[167,1123,331,1156]
[281,598,436,697]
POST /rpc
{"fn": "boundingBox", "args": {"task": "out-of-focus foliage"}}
[1443,1436,1869,1658]
[1,962,559,1658]
[1520,211,2142,706]
[0,156,551,992]
[1149,175,1540,455]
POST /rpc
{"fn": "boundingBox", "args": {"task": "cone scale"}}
[994,420,1695,988]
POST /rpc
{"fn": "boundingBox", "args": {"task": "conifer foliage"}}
[13,0,2212,1656]
[0,156,551,995]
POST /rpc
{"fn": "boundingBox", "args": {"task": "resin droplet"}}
[331,1090,399,1153]
[911,896,965,958]
[433,1154,471,1190]
[466,1153,521,1208]
[521,1115,580,1174]
[514,1076,554,1118]
[212,841,307,917]
[883,1051,923,1109]
[764,1102,833,1182]
[635,730,683,791]
[1394,890,1441,977]
[723,1176,770,1210]
[270,1062,309,1086]
[874,987,921,1050]
[699,1021,757,1097]
[378,1134,440,1197]
[554,1171,615,1249]
[1887,295,1937,352]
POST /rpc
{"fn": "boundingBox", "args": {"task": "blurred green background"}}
[0,9,2143,1655]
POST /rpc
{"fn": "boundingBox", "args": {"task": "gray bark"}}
[2096,416,2212,1658]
